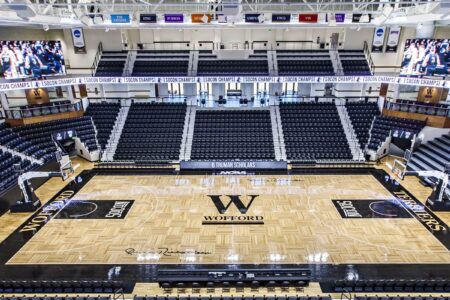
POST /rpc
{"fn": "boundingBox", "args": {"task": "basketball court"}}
[1,165,449,269]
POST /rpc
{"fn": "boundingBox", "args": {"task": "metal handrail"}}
[384,98,450,117]
[363,41,375,75]
[5,101,82,119]
[91,42,103,76]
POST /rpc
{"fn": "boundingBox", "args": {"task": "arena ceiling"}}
[0,0,447,28]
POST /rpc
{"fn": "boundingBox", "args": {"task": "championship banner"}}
[298,14,318,23]
[272,14,291,23]
[71,28,86,54]
[352,13,372,23]
[335,13,346,23]
[140,14,157,23]
[191,13,212,23]
[110,14,131,23]
[372,26,386,52]
[245,13,264,23]
[385,26,401,53]
[0,76,448,92]
[165,14,184,23]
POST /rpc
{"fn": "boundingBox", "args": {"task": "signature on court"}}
[125,247,212,257]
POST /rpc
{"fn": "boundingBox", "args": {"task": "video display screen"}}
[400,39,449,77]
[0,40,65,79]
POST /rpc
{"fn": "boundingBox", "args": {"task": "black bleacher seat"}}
[190,110,275,160]
[334,279,450,294]
[132,60,189,76]
[114,103,186,161]
[85,103,121,150]
[95,60,126,77]
[367,116,425,150]
[0,280,125,294]
[278,60,334,76]
[95,51,127,77]
[345,102,380,149]
[280,103,352,161]
[339,50,371,75]
[11,117,99,162]
[0,149,37,193]
[197,60,268,76]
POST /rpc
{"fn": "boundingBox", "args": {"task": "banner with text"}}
[372,26,386,52]
[0,76,448,92]
[385,26,401,52]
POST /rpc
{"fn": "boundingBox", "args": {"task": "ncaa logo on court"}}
[202,195,264,225]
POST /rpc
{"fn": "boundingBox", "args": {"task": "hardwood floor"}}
[4,162,449,265]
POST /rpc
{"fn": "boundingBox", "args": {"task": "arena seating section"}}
[114,103,186,161]
[132,50,189,76]
[197,60,268,76]
[367,116,425,150]
[191,110,275,160]
[85,103,121,149]
[135,297,332,300]
[277,50,334,76]
[339,50,371,75]
[10,117,99,161]
[0,280,127,293]
[0,123,47,160]
[345,102,380,149]
[280,103,352,161]
[334,279,450,293]
[407,133,450,192]
[0,149,37,193]
[95,51,127,77]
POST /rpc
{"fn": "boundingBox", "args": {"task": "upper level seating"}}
[345,102,380,149]
[280,103,352,161]
[85,103,121,149]
[132,51,189,76]
[114,103,186,161]
[95,51,127,77]
[278,59,334,76]
[339,50,371,75]
[11,117,99,161]
[367,116,425,150]
[197,60,268,76]
[132,60,189,76]
[191,110,275,160]
[0,149,38,193]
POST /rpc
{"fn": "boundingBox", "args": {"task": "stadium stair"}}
[179,106,196,161]
[336,104,365,161]
[268,50,278,76]
[270,106,286,161]
[330,48,344,76]
[123,50,137,76]
[406,133,450,194]
[101,104,130,161]
[188,51,199,76]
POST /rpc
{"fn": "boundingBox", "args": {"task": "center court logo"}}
[202,195,264,225]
